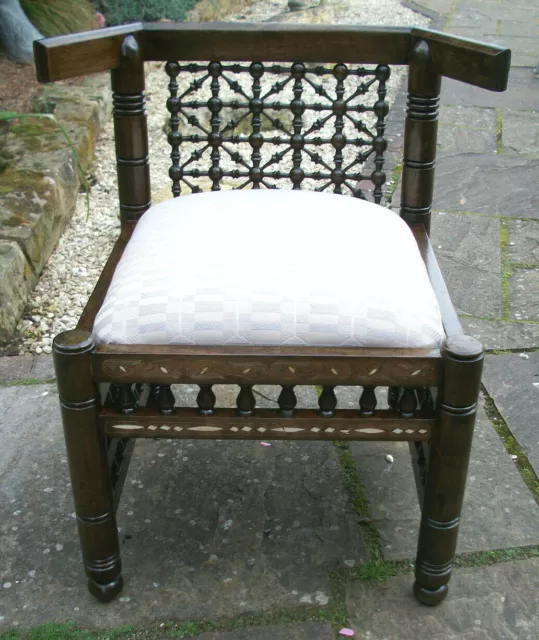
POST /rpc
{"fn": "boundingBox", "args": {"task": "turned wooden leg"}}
[53,330,123,602]
[414,335,483,606]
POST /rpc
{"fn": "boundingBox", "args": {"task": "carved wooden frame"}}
[34,23,510,606]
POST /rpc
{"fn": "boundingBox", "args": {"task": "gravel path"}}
[15,0,428,355]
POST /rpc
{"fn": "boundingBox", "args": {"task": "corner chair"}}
[33,22,511,605]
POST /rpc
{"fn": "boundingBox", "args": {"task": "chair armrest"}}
[412,224,463,338]
[34,24,510,92]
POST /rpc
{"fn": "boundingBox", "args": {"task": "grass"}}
[0,378,55,387]
[499,219,512,319]
[333,441,383,562]
[496,108,503,154]
[384,162,402,204]
[481,387,539,505]
[1,623,135,640]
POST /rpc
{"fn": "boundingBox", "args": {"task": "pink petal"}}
[260,442,272,447]
[339,629,355,637]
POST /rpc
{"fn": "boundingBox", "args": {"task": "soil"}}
[0,50,41,115]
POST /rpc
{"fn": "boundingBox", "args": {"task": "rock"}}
[0,241,36,343]
[0,0,43,62]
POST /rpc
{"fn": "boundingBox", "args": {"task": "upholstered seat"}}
[94,189,444,348]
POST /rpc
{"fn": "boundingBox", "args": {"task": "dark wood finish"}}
[163,59,390,200]
[399,388,419,418]
[412,28,510,92]
[33,23,143,82]
[414,335,483,605]
[100,406,434,440]
[413,224,463,337]
[197,384,216,415]
[149,384,175,415]
[107,437,136,511]
[278,385,297,417]
[400,40,441,233]
[359,386,377,417]
[318,386,337,417]
[237,385,256,416]
[52,330,123,601]
[111,35,151,227]
[40,24,505,606]
[111,383,138,415]
[93,345,441,387]
[34,24,510,94]
[77,236,128,332]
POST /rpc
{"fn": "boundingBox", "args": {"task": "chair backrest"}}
[34,23,510,235]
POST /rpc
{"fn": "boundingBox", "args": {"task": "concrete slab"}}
[433,154,539,217]
[191,622,334,639]
[430,211,501,318]
[460,316,539,351]
[483,353,539,476]
[346,558,539,640]
[437,126,497,153]
[502,109,539,156]
[506,219,539,264]
[511,269,539,321]
[351,406,539,561]
[0,383,368,631]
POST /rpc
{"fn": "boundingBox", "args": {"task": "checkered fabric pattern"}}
[93,190,445,348]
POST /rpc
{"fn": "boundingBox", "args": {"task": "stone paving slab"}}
[437,126,497,153]
[506,219,539,264]
[188,622,334,640]
[429,211,501,318]
[460,316,539,351]
[346,558,539,640]
[439,105,497,129]
[0,383,367,631]
[483,353,539,476]
[441,69,538,110]
[433,154,539,217]
[0,354,55,383]
[445,32,539,67]
[499,20,539,37]
[511,269,539,321]
[502,109,539,156]
[454,0,539,21]
[351,406,539,561]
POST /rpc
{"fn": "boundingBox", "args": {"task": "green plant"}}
[21,0,97,36]
[0,111,90,215]
[93,0,202,26]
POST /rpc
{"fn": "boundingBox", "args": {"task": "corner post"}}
[111,34,151,233]
[401,39,441,235]
[53,330,123,602]
[414,335,484,605]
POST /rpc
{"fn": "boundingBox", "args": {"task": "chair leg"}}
[414,335,483,606]
[53,330,123,602]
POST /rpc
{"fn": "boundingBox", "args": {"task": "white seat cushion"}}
[93,190,445,348]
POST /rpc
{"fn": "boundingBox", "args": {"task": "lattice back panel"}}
[165,61,390,202]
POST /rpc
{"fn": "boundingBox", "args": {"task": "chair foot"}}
[88,575,124,602]
[413,581,448,606]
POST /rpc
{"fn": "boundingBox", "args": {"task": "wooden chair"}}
[34,23,510,605]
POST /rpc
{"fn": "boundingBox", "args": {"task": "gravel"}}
[14,0,429,355]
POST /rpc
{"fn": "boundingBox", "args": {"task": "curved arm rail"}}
[34,23,510,92]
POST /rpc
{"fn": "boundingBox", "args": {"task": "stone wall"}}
[0,76,111,342]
